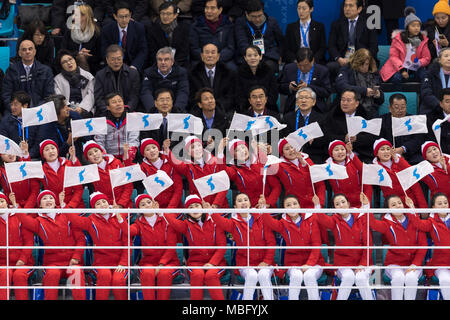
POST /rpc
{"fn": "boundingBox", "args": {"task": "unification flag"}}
[126,113,163,132]
[193,170,230,199]
[22,102,58,127]
[167,113,203,135]
[5,161,44,183]
[362,163,393,188]
[392,115,428,137]
[228,113,265,132]
[346,116,382,137]
[253,116,287,135]
[142,170,174,199]
[109,164,146,188]
[0,135,24,157]
[309,162,348,183]
[71,117,107,138]
[285,122,324,151]
[63,164,100,188]
[396,161,434,191]
[431,115,450,148]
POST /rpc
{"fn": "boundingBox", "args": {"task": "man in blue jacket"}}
[1,39,54,115]
[100,1,148,72]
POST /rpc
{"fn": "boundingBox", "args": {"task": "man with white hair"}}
[282,87,327,163]
[140,46,189,112]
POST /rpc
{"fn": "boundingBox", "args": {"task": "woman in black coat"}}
[424,1,450,61]
[235,45,279,113]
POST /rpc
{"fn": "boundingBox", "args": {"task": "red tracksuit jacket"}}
[17,213,85,266]
[421,156,449,199]
[67,213,128,267]
[317,212,373,267]
[139,158,183,208]
[369,213,427,266]
[0,214,34,266]
[410,213,450,277]
[262,212,324,277]
[327,153,373,208]
[165,213,226,267]
[121,215,179,266]
[217,160,281,208]
[41,157,84,208]
[92,155,133,208]
[374,156,428,208]
[212,213,275,269]
[166,151,228,207]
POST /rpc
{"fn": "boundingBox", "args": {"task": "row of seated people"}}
[0,189,448,300]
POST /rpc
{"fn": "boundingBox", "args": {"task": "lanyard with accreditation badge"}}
[299,22,310,48]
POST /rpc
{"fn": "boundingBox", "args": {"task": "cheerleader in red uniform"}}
[420,141,449,199]
[121,194,179,300]
[326,140,373,208]
[211,193,275,300]
[83,140,133,208]
[373,138,427,208]
[0,192,34,300]
[16,190,86,300]
[39,139,84,208]
[61,191,129,300]
[162,136,228,208]
[0,141,40,208]
[216,138,281,208]
[165,195,227,300]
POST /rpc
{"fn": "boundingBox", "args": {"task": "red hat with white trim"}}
[373,138,393,156]
[37,190,57,207]
[83,140,105,160]
[278,138,288,156]
[421,141,440,159]
[39,139,59,159]
[184,135,202,150]
[0,191,9,204]
[134,194,153,208]
[140,138,160,156]
[228,139,248,155]
[89,191,109,208]
[328,140,346,157]
[184,194,202,208]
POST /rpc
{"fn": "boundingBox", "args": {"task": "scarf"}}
[159,18,178,45]
[408,35,421,49]
[354,69,377,112]
[71,25,95,44]
[61,67,89,90]
[205,14,223,33]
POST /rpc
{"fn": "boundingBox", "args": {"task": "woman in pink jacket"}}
[380,7,431,89]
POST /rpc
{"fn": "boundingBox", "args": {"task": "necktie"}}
[349,20,356,46]
[161,117,168,139]
[208,69,214,87]
[304,115,309,126]
[25,66,30,78]
[121,29,127,49]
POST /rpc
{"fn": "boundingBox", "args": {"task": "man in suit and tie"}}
[189,43,237,115]
[427,88,450,155]
[100,1,148,72]
[279,47,332,115]
[326,0,378,83]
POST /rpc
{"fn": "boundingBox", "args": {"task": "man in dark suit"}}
[100,1,148,72]
[378,93,425,165]
[327,0,378,82]
[427,88,450,155]
[284,0,327,64]
[279,47,332,114]
[189,43,236,115]
[282,87,328,164]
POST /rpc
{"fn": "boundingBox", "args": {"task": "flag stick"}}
[305,161,316,195]
[109,174,117,206]
[70,119,75,162]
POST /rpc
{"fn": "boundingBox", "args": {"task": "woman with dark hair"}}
[54,49,95,118]
[18,19,55,70]
[424,0,450,61]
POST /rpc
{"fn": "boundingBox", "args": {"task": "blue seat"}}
[378,91,418,116]
[0,3,15,38]
[377,45,390,69]
[17,3,52,36]
[0,46,10,73]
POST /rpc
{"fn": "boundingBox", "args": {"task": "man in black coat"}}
[282,87,328,164]
[94,45,141,116]
[327,0,378,82]
[323,89,377,163]
[140,47,190,113]
[146,2,190,69]
[378,93,425,165]
[100,1,148,72]
[93,0,150,27]
[189,43,236,115]
[279,47,332,115]
[421,61,446,115]
[426,88,450,155]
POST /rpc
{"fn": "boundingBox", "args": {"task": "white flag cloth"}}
[396,161,434,191]
[285,122,324,151]
[228,113,266,132]
[0,135,23,157]
[392,115,428,137]
[22,102,58,127]
[362,163,393,188]
[63,164,100,188]
[193,170,230,199]
[4,161,44,183]
[262,155,283,192]
[432,115,450,148]
[109,164,146,188]
[253,116,287,135]
[142,170,174,199]
[126,113,163,132]
[71,117,107,138]
[346,116,382,137]
[309,162,349,183]
[167,113,203,135]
